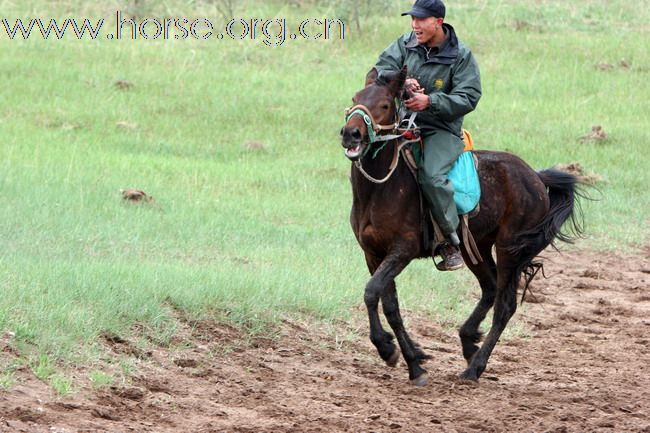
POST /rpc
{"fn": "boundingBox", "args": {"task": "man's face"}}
[411,16,442,46]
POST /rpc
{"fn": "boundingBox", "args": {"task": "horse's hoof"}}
[458,369,479,382]
[410,373,428,387]
[386,349,400,367]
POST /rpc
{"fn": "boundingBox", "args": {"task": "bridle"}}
[343,101,420,183]
[344,104,400,145]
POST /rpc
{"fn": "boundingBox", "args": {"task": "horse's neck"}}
[350,141,419,231]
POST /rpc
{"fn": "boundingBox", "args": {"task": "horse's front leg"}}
[381,281,430,385]
[363,253,425,383]
[363,253,401,366]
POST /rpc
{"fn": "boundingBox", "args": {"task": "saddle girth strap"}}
[461,214,483,265]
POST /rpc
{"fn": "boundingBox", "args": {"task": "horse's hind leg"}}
[460,247,518,381]
[363,253,408,369]
[459,241,497,363]
[381,281,430,385]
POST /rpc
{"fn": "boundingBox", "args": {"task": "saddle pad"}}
[449,151,480,215]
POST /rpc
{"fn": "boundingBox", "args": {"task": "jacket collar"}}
[404,23,459,65]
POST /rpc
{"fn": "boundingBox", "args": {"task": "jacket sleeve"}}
[374,37,406,73]
[428,50,482,121]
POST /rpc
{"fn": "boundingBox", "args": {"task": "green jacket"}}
[375,24,482,136]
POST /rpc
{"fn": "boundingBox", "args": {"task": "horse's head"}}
[340,66,407,161]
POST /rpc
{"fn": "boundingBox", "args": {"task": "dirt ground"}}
[1,246,649,433]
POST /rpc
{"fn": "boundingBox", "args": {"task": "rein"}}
[344,103,420,184]
[354,142,406,184]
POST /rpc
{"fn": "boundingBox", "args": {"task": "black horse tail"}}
[509,169,586,301]
[533,169,586,247]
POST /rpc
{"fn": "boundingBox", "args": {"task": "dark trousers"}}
[417,130,464,236]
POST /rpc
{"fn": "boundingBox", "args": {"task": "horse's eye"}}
[381,104,390,110]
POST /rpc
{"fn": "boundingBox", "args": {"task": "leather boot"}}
[435,243,464,271]
[434,233,464,271]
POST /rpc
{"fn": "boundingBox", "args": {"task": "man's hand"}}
[404,78,424,98]
[405,93,430,112]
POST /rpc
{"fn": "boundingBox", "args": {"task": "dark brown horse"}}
[340,66,584,385]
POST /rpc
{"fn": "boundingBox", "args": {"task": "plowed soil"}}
[2,246,649,433]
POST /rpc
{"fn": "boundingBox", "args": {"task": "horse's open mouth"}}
[344,142,365,160]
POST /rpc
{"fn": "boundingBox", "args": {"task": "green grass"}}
[0,359,21,390]
[0,0,648,385]
[29,353,72,395]
[50,373,74,396]
[88,370,114,389]
[32,354,56,381]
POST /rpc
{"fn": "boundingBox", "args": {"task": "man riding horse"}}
[374,0,482,271]
[341,0,585,385]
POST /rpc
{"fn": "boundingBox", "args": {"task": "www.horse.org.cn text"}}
[1,12,346,46]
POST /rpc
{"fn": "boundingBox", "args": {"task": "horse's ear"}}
[388,65,408,97]
[365,68,378,87]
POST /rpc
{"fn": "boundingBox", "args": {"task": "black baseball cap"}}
[401,0,446,18]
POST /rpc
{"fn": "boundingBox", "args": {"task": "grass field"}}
[0,0,648,391]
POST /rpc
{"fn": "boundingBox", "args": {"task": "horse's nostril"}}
[340,127,345,136]
[351,128,361,139]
